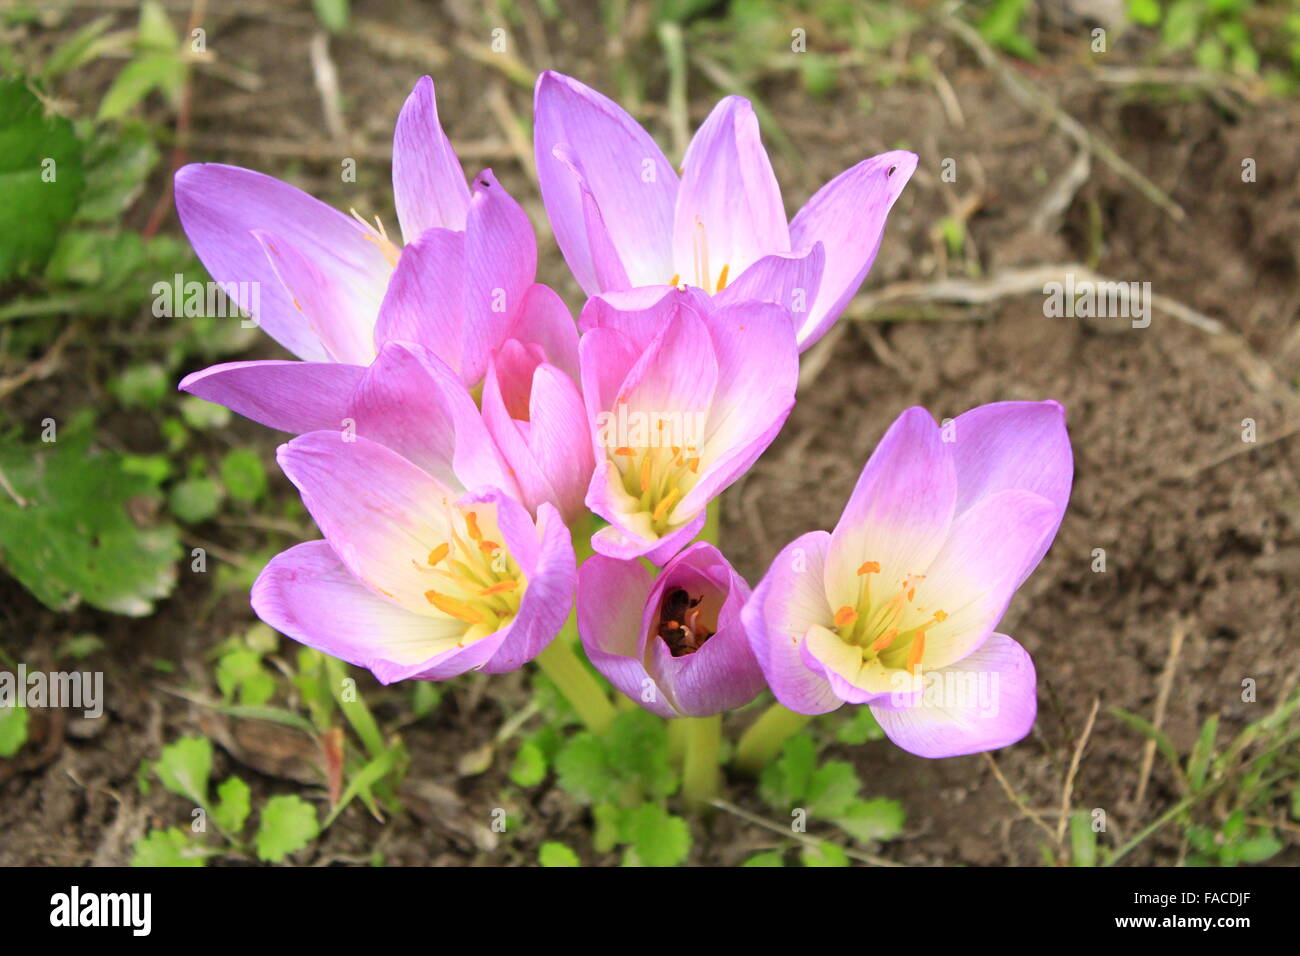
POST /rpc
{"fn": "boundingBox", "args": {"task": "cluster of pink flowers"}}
[177,74,1071,759]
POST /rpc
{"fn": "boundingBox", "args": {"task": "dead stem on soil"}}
[1132,619,1186,810]
[982,751,1057,845]
[1056,696,1101,849]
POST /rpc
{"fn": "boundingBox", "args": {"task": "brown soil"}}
[1,1,1297,866]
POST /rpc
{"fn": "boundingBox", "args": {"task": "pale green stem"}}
[534,613,616,735]
[734,703,814,775]
[681,715,722,812]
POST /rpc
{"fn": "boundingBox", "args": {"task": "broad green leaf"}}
[0,704,29,757]
[591,803,624,854]
[219,448,267,503]
[131,827,206,867]
[833,797,906,843]
[554,732,618,804]
[212,776,251,834]
[758,733,816,809]
[626,803,691,867]
[836,707,886,744]
[801,840,849,867]
[73,122,158,222]
[0,78,84,280]
[742,850,785,867]
[155,735,212,805]
[97,53,185,120]
[137,1,179,52]
[256,794,320,862]
[0,425,180,616]
[539,842,581,867]
[169,476,222,524]
[806,761,861,817]
[179,395,231,430]
[43,16,117,80]
[1126,0,1162,27]
[109,362,169,408]
[1235,832,1283,864]
[510,740,547,788]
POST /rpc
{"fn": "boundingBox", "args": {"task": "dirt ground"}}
[1,1,1297,865]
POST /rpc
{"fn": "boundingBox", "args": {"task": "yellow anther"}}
[427,543,450,566]
[669,273,680,288]
[715,264,730,292]
[424,590,484,625]
[652,487,681,523]
[478,579,518,596]
[857,561,881,575]
[479,539,500,554]
[640,454,652,493]
[933,609,948,623]
[464,512,483,542]
[614,446,635,457]
[906,631,926,674]
[871,628,899,652]
[687,457,700,474]
[833,606,858,628]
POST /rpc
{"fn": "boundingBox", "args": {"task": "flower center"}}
[656,587,716,657]
[610,436,701,534]
[831,562,946,674]
[669,217,730,293]
[414,504,524,644]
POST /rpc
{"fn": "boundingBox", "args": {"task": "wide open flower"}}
[579,289,798,563]
[578,542,764,717]
[534,70,916,350]
[252,430,574,684]
[742,402,1072,758]
[177,76,570,430]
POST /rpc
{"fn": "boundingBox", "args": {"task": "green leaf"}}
[1188,715,1219,791]
[742,850,785,867]
[605,709,676,799]
[212,776,251,834]
[0,426,180,616]
[155,735,212,805]
[538,842,581,867]
[98,53,185,121]
[806,761,861,817]
[591,803,624,854]
[1127,0,1162,27]
[801,840,850,867]
[0,704,29,757]
[758,733,816,809]
[625,803,691,867]
[131,827,206,867]
[323,742,403,829]
[833,797,906,843]
[312,0,350,34]
[73,122,158,222]
[1070,810,1097,867]
[219,448,268,503]
[554,732,618,804]
[1236,832,1283,864]
[510,740,547,788]
[169,476,222,524]
[137,0,179,52]
[0,78,85,280]
[255,794,320,862]
[836,707,886,744]
[179,395,231,430]
[43,16,117,81]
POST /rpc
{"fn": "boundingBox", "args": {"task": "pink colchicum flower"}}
[251,416,575,684]
[177,76,572,432]
[579,287,798,563]
[534,70,917,351]
[578,543,764,718]
[742,402,1073,758]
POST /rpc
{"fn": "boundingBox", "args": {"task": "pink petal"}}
[533,71,678,292]
[508,283,580,384]
[823,407,957,611]
[713,243,825,327]
[788,150,917,347]
[174,163,390,361]
[179,360,364,433]
[869,633,1037,758]
[742,531,843,715]
[672,96,789,289]
[391,75,470,241]
[372,227,467,374]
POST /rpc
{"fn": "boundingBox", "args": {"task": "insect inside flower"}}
[656,587,715,657]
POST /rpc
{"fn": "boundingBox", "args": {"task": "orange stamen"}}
[857,561,881,575]
[871,628,899,652]
[464,512,483,542]
[652,487,681,523]
[424,590,484,625]
[478,579,518,596]
[427,543,450,566]
[715,264,730,292]
[833,606,858,628]
[906,631,926,674]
